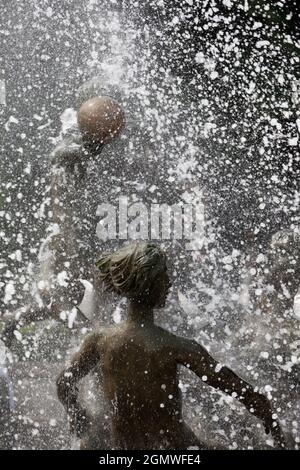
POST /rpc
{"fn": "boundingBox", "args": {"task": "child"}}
[57,242,285,449]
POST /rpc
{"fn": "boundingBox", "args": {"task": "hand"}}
[245,392,286,449]
[268,420,286,449]
[69,407,92,438]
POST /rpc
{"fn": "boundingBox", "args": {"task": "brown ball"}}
[77,96,125,145]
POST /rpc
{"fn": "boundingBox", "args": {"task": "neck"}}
[127,301,154,326]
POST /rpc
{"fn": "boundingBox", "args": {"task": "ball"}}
[78,96,125,145]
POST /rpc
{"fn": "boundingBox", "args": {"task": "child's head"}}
[96,242,171,308]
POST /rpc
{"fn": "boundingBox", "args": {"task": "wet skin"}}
[57,271,285,450]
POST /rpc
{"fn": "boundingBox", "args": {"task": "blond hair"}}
[95,242,166,300]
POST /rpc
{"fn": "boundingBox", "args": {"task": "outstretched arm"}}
[56,332,101,437]
[174,337,285,448]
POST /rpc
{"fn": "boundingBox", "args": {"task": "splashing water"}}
[0,0,299,450]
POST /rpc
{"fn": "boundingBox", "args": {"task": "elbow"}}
[56,370,69,403]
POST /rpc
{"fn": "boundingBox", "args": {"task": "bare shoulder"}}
[92,324,126,345]
[152,325,191,349]
[81,329,106,351]
[153,326,206,356]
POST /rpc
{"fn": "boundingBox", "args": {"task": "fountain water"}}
[0,0,299,450]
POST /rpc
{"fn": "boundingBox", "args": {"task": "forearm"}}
[57,366,91,437]
[181,340,256,402]
[211,365,275,427]
[56,365,83,414]
[210,365,256,404]
[179,338,284,446]
[216,366,285,446]
[180,340,265,413]
[56,333,100,434]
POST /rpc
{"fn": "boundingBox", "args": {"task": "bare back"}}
[57,316,283,449]
[96,323,185,448]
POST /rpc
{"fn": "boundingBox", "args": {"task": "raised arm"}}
[56,332,101,437]
[173,336,285,448]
